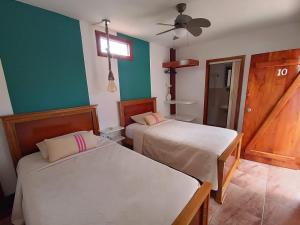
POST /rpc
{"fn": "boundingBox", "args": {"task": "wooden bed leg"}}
[215,133,243,204]
[198,192,210,225]
[216,160,225,204]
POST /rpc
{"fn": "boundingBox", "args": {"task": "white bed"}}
[12,138,201,225]
[3,105,211,225]
[126,119,238,191]
[119,98,242,204]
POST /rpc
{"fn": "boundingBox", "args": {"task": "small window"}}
[95,31,133,60]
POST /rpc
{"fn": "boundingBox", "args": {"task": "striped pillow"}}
[131,112,152,125]
[45,131,98,162]
[36,131,89,160]
[144,112,165,126]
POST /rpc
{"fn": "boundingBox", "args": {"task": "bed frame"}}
[1,105,211,225]
[119,97,243,204]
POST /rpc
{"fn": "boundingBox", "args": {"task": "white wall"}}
[176,22,300,131]
[80,21,121,130]
[0,22,169,196]
[80,21,170,129]
[0,59,16,195]
[150,43,170,116]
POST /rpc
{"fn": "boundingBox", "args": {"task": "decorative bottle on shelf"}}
[166,83,172,101]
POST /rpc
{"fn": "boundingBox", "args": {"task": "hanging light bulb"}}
[107,71,117,92]
[103,19,117,93]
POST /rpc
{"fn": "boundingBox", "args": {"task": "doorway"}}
[242,49,300,169]
[203,55,245,130]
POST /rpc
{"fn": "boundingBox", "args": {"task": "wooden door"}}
[242,49,300,169]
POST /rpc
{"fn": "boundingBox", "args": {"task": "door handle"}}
[247,107,252,112]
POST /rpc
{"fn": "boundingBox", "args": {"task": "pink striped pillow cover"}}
[45,131,98,162]
[144,112,166,126]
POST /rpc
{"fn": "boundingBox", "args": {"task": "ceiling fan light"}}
[174,28,187,38]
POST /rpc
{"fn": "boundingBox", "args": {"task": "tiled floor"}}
[209,159,300,225]
[1,159,299,225]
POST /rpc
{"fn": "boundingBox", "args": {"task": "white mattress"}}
[12,137,199,225]
[125,123,148,139]
[132,119,238,190]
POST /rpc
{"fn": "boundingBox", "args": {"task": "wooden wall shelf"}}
[162,59,199,68]
[165,100,197,105]
[167,114,197,122]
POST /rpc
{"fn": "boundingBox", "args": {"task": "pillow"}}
[36,131,89,160]
[130,112,152,125]
[36,141,48,159]
[45,131,98,162]
[144,112,166,126]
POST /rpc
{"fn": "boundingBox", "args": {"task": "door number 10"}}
[277,68,288,76]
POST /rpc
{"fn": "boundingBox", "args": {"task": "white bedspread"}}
[12,138,199,225]
[133,120,237,190]
[126,123,148,139]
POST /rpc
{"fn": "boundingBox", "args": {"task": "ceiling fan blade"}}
[157,23,175,27]
[92,21,102,26]
[188,18,211,28]
[187,26,202,37]
[156,28,176,35]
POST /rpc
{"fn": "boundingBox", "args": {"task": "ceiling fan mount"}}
[176,3,186,14]
[156,3,211,38]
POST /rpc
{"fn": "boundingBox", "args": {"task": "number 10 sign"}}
[277,68,288,76]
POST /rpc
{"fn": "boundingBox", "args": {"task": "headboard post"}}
[1,105,99,167]
[118,97,157,127]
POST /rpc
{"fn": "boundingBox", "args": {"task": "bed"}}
[1,105,211,225]
[118,98,243,204]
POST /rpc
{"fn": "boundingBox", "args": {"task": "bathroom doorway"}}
[203,56,245,130]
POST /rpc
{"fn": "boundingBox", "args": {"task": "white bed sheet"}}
[132,119,238,190]
[12,137,199,225]
[125,123,148,139]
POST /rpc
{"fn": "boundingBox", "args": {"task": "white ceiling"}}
[18,0,300,47]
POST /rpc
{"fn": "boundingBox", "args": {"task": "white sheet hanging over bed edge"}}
[132,119,238,190]
[12,138,199,225]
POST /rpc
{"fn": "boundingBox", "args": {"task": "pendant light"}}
[103,19,117,93]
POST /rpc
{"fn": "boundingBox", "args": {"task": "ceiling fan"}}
[156,3,211,38]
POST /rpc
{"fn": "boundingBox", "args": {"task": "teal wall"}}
[117,33,151,101]
[0,0,89,114]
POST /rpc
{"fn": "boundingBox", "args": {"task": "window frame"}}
[95,30,133,60]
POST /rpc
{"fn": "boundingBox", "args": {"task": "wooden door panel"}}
[242,49,300,169]
[243,57,299,148]
[246,83,300,167]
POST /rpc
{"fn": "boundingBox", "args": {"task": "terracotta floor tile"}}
[209,205,261,225]
[238,159,270,179]
[266,183,300,210]
[231,169,267,193]
[221,182,265,218]
[209,196,222,222]
[262,199,300,225]
[266,166,300,209]
[209,159,300,225]
[268,166,300,189]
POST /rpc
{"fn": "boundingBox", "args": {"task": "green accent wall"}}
[0,0,89,114]
[117,33,151,100]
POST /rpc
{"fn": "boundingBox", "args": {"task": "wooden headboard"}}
[118,97,157,127]
[1,105,99,167]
